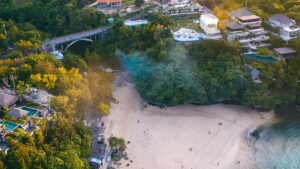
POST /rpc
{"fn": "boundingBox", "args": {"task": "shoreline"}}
[103,83,275,169]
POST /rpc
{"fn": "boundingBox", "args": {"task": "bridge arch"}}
[64,38,93,52]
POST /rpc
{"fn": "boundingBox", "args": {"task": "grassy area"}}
[26,101,46,110]
[13,128,24,133]
[37,118,48,127]
[31,117,39,124]
[3,115,27,124]
[123,0,135,6]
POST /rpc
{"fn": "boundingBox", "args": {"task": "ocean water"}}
[253,112,300,169]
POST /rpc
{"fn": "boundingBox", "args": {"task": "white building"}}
[200,14,221,35]
[124,20,148,27]
[172,28,202,42]
[269,14,300,41]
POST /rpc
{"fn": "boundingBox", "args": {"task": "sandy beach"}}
[103,83,274,169]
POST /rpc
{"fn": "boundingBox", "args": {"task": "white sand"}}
[103,83,274,169]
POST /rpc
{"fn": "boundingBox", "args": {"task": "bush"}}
[2,106,8,113]
[257,48,271,57]
[14,128,24,133]
[108,136,126,151]
[3,115,28,124]
[26,102,40,109]
[98,103,110,116]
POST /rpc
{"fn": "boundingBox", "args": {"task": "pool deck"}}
[0,120,19,132]
[21,106,39,117]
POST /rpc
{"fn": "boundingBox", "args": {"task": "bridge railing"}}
[42,25,112,49]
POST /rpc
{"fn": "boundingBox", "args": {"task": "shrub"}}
[14,128,24,133]
[257,48,271,57]
[98,103,110,116]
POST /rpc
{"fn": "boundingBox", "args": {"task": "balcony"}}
[239,39,251,43]
[252,35,270,42]
[238,21,262,28]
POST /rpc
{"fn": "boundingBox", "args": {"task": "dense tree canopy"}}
[121,40,258,105]
[1,119,91,169]
[0,0,108,36]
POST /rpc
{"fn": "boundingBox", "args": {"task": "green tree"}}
[98,103,110,116]
[257,48,271,56]
[134,0,144,7]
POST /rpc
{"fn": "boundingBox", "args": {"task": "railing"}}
[42,25,112,49]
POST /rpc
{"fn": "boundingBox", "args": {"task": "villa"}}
[0,92,18,108]
[97,0,121,8]
[224,8,270,52]
[229,8,262,28]
[163,3,210,20]
[273,47,297,58]
[157,0,170,4]
[7,108,28,118]
[269,14,300,41]
[200,13,221,35]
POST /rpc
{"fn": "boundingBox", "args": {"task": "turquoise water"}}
[253,112,300,169]
[0,121,18,131]
[245,54,278,62]
[21,107,38,117]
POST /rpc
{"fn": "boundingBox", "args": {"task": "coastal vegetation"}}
[0,0,300,168]
[0,1,115,168]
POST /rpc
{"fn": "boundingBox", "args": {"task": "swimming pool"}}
[21,107,38,117]
[0,121,18,131]
[245,54,277,62]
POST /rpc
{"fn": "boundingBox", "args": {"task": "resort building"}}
[229,8,262,28]
[163,3,210,20]
[124,20,148,27]
[156,0,170,4]
[273,47,297,58]
[97,0,121,8]
[7,108,28,118]
[200,14,221,35]
[0,92,18,108]
[224,8,270,52]
[269,14,300,41]
[222,20,248,41]
[173,28,203,42]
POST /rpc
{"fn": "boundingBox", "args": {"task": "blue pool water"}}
[245,54,277,62]
[21,107,38,117]
[0,121,18,131]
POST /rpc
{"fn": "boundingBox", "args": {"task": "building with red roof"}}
[98,0,122,8]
